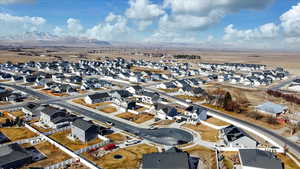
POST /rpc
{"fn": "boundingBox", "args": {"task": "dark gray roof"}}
[89,92,110,100]
[40,106,65,117]
[0,143,32,168]
[142,151,190,169]
[72,119,98,131]
[239,149,283,169]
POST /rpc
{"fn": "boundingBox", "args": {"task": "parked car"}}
[105,121,114,126]
[125,139,141,146]
[149,126,158,130]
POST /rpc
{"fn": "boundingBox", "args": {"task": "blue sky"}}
[0,0,300,49]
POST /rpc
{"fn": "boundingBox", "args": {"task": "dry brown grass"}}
[153,120,175,126]
[175,95,204,102]
[106,133,127,143]
[0,101,10,105]
[9,110,24,118]
[206,117,230,126]
[131,66,170,74]
[72,99,111,109]
[203,104,284,130]
[22,142,70,168]
[30,124,52,133]
[183,145,217,169]
[41,89,70,97]
[49,130,102,151]
[83,144,157,169]
[117,112,154,124]
[182,124,219,142]
[0,127,37,141]
[277,154,300,169]
[159,88,179,93]
[99,106,117,113]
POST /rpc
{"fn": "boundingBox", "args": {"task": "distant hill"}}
[0,31,111,46]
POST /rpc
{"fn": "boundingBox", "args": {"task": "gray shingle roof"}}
[239,149,283,169]
[0,143,32,168]
[142,152,190,169]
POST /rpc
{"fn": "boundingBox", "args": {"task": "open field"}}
[182,124,219,142]
[72,98,112,109]
[117,112,154,124]
[131,66,170,74]
[0,127,37,141]
[153,119,175,126]
[83,143,157,169]
[203,104,285,130]
[175,95,204,102]
[99,106,117,113]
[49,130,102,151]
[21,142,70,168]
[206,117,230,126]
[183,145,217,169]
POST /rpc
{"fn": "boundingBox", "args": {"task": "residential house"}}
[84,92,111,104]
[256,102,288,117]
[238,149,283,169]
[126,85,144,95]
[151,103,179,120]
[0,143,33,169]
[71,119,99,142]
[141,147,199,169]
[185,105,208,124]
[139,91,160,104]
[39,106,76,128]
[220,125,257,148]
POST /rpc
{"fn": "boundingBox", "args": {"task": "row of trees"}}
[267,90,300,105]
[207,89,279,125]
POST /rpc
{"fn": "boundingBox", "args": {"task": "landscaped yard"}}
[72,99,112,109]
[0,127,37,141]
[99,106,117,113]
[117,112,154,124]
[206,117,230,126]
[21,142,70,168]
[49,130,102,151]
[183,145,217,169]
[182,124,219,142]
[106,133,127,143]
[83,144,157,169]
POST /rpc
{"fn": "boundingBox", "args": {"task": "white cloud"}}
[126,0,164,20]
[85,13,130,41]
[280,3,300,36]
[0,0,35,4]
[0,12,46,35]
[67,18,83,35]
[223,23,279,41]
[138,20,152,31]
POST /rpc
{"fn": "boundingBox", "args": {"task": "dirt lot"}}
[41,89,70,97]
[182,124,219,142]
[183,145,217,169]
[106,133,127,143]
[21,142,70,168]
[0,127,37,141]
[30,123,52,133]
[159,88,179,93]
[131,66,170,74]
[99,106,117,113]
[117,112,154,124]
[83,143,157,169]
[72,99,112,109]
[8,110,25,118]
[49,130,102,151]
[153,120,175,126]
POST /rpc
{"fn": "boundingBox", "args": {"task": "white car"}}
[149,126,158,130]
[125,139,141,146]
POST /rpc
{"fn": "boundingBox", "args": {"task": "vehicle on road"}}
[149,126,158,130]
[105,121,114,126]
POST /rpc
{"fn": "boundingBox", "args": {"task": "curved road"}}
[0,83,193,146]
[148,87,300,158]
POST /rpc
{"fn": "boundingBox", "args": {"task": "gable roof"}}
[88,92,110,100]
[72,119,98,132]
[239,149,283,169]
[0,143,32,167]
[256,102,287,114]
